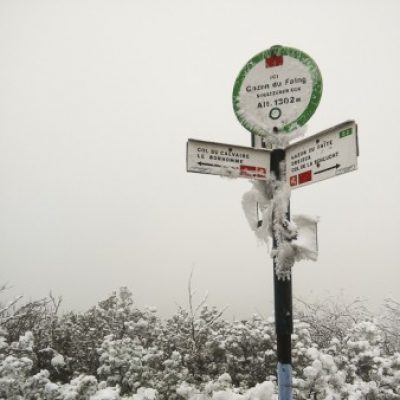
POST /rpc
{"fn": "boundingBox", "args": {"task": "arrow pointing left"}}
[187,139,271,181]
[197,162,239,169]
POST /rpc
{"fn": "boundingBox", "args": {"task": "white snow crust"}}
[242,175,318,280]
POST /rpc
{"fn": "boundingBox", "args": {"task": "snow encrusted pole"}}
[270,148,293,400]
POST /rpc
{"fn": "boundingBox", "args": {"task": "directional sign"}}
[233,45,323,138]
[286,120,359,189]
[187,139,271,180]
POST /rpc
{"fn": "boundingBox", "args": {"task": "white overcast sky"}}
[1,0,399,318]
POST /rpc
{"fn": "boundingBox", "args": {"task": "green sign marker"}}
[233,45,323,138]
[339,128,352,138]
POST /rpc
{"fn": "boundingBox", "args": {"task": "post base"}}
[277,362,292,400]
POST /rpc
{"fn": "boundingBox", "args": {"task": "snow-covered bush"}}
[177,374,276,400]
[294,347,346,399]
[0,330,35,399]
[295,297,369,349]
[216,315,276,389]
[379,298,400,354]
[97,335,164,394]
[2,286,400,399]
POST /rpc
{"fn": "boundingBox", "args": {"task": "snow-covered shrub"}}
[378,298,400,354]
[0,331,35,399]
[156,350,189,399]
[3,286,400,399]
[33,287,154,381]
[163,303,228,385]
[177,374,276,400]
[294,347,346,399]
[97,335,165,395]
[295,297,368,349]
[129,387,159,400]
[344,320,383,383]
[97,333,188,398]
[291,320,316,378]
[218,315,275,389]
[90,386,121,400]
[57,374,100,399]
[23,369,58,400]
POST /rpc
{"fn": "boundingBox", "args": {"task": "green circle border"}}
[232,45,323,136]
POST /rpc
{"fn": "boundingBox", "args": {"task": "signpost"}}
[286,120,359,189]
[187,139,271,180]
[186,44,358,400]
[233,45,322,137]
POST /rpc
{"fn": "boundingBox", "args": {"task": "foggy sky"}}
[1,0,399,319]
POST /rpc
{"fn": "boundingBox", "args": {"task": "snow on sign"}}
[187,139,270,180]
[232,45,322,138]
[286,120,359,189]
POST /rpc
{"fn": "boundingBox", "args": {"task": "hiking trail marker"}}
[287,120,359,189]
[232,45,322,138]
[187,139,271,180]
[186,44,359,400]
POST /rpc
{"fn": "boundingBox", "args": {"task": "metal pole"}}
[251,135,293,399]
[270,148,293,400]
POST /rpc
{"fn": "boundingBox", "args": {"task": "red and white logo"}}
[298,170,312,184]
[290,175,298,186]
[265,55,284,68]
[240,165,267,178]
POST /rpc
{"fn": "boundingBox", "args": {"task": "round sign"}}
[232,45,322,137]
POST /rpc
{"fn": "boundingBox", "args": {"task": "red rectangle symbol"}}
[265,55,283,68]
[240,165,266,178]
[298,170,312,184]
[290,175,298,187]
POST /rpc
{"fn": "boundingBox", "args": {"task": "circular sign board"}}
[232,45,322,137]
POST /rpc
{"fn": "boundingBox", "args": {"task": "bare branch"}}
[0,295,23,317]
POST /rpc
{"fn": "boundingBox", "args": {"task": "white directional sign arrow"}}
[285,120,359,189]
[187,139,271,180]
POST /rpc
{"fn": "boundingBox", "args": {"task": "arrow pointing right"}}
[314,163,340,175]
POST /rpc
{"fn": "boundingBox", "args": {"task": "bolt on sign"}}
[286,120,359,189]
[232,45,323,138]
[187,139,271,180]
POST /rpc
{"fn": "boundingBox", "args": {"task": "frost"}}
[241,179,275,247]
[44,381,60,395]
[177,382,198,399]
[90,386,120,400]
[51,353,65,369]
[242,177,318,280]
[179,376,276,400]
[18,331,34,351]
[132,388,158,400]
[244,381,275,400]
[236,111,308,149]
[306,347,320,360]
[0,336,7,351]
[290,215,319,262]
